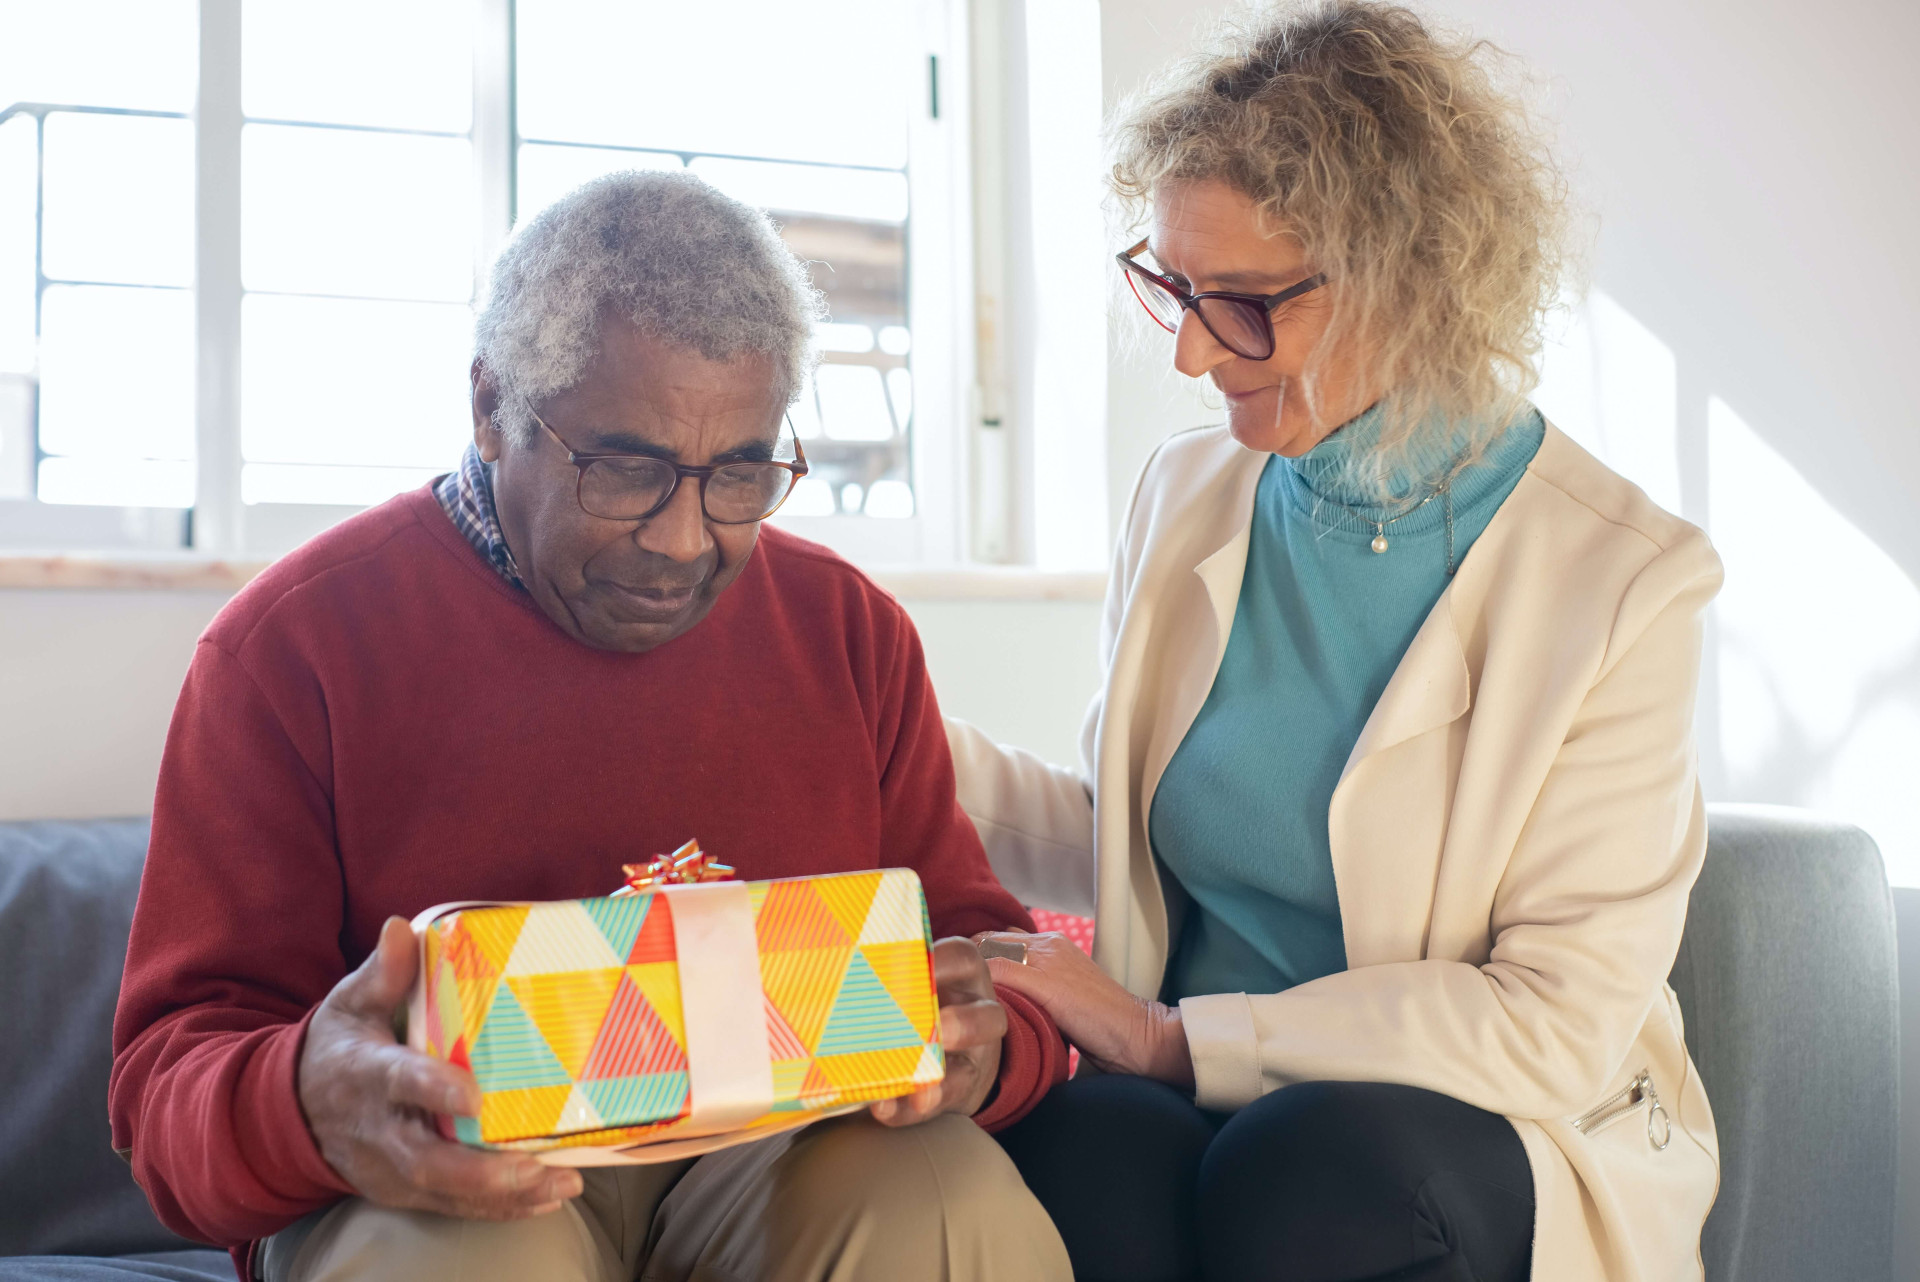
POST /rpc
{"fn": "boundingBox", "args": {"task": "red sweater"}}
[110,487,1065,1255]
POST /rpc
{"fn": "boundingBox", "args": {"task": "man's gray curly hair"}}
[474,169,826,444]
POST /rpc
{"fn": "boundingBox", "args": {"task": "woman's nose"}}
[1172,309,1233,379]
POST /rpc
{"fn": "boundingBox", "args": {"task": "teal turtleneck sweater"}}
[1151,404,1546,1003]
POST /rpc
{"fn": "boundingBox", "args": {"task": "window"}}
[0,0,963,561]
[0,0,198,548]
[237,0,477,512]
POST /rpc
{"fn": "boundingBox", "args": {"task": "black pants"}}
[996,1075,1534,1282]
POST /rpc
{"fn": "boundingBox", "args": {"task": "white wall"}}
[911,596,1102,765]
[0,589,221,819]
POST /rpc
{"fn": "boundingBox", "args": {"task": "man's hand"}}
[869,936,1006,1127]
[298,916,584,1219]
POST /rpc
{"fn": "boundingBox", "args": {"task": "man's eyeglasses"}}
[531,409,809,524]
[1116,237,1328,362]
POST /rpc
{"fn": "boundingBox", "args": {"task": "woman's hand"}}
[974,930,1195,1091]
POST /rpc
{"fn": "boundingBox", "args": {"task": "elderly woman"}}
[956,4,1721,1281]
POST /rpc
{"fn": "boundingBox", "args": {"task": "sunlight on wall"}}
[1532,289,1682,514]
[1709,397,1920,886]
[1535,290,1920,886]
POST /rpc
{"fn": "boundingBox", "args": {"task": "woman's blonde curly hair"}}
[1110,0,1569,495]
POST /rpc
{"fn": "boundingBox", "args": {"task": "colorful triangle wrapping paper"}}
[417,867,943,1152]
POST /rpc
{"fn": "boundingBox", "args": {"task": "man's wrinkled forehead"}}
[558,319,787,464]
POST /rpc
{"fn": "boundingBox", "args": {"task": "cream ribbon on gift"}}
[660,880,776,1135]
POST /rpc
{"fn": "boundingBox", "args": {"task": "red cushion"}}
[1024,911,1094,1077]
[1028,909,1094,954]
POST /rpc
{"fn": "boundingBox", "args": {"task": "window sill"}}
[0,554,270,591]
[0,554,1107,602]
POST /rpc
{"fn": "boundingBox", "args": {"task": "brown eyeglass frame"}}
[1116,237,1328,361]
[530,408,810,524]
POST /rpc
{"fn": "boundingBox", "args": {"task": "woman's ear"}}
[471,359,505,463]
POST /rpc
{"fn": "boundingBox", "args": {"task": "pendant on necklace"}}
[1371,532,1389,554]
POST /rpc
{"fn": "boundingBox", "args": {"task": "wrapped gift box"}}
[409,865,945,1163]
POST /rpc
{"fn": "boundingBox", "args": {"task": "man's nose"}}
[634,474,712,562]
[1172,309,1234,379]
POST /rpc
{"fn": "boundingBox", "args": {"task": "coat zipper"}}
[1570,1068,1672,1150]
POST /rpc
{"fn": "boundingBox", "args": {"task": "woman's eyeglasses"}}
[1116,237,1327,362]
[531,409,809,524]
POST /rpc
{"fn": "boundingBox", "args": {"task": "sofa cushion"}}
[0,820,206,1259]
[1671,804,1899,1282]
[0,1252,230,1280]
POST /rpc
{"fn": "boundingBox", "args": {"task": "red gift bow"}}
[618,839,736,894]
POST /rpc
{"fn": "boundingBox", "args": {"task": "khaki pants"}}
[262,1114,1070,1282]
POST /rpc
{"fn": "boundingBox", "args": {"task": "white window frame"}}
[763,0,970,567]
[5,0,976,567]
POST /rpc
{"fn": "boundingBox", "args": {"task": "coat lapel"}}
[1135,458,1262,838]
[1340,592,1472,777]
[1326,588,1472,966]
[1325,467,1525,966]
[1194,526,1253,645]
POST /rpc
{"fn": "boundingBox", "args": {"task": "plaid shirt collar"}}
[433,443,523,587]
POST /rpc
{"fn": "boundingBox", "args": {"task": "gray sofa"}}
[0,807,1903,1280]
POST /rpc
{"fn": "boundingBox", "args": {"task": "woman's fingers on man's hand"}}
[982,934,1081,999]
[983,936,1117,1056]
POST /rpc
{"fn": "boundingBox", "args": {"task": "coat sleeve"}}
[944,718,1097,917]
[1180,534,1724,1119]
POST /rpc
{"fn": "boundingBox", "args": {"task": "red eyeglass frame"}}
[1116,237,1328,361]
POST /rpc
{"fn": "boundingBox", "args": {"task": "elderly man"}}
[109,172,1072,1282]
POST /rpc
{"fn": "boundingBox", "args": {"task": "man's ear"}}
[471,359,505,464]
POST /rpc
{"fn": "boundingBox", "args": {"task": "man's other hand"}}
[297,916,584,1219]
[869,936,1006,1128]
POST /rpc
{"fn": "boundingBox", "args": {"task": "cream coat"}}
[947,421,1723,1281]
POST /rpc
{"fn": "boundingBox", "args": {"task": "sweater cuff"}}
[247,1009,357,1207]
[970,984,1069,1132]
[1179,993,1265,1112]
